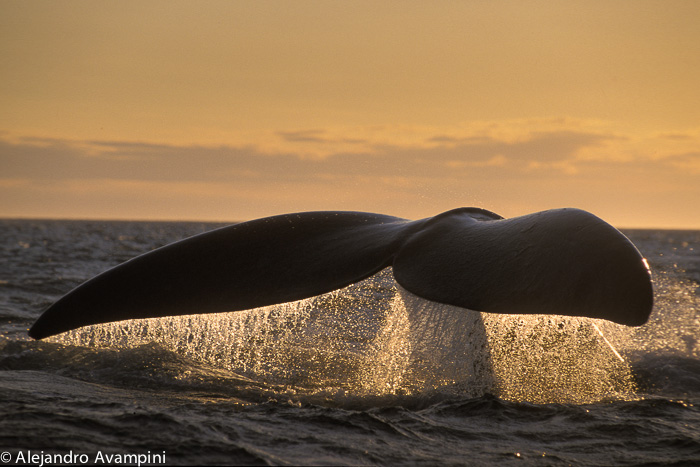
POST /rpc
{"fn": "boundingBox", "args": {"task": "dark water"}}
[0,219,698,466]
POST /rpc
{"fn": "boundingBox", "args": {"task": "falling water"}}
[53,268,639,404]
[364,285,635,403]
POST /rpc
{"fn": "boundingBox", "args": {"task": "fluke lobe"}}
[29,208,654,340]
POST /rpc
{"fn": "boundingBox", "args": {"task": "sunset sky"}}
[2,1,699,228]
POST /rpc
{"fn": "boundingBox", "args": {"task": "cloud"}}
[0,125,684,186]
[663,151,700,173]
[277,130,330,143]
[2,123,698,226]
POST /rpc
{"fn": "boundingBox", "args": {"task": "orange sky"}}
[2,1,699,228]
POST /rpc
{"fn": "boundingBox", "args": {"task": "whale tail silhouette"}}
[29,208,653,340]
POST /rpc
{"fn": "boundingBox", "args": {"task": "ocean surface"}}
[0,219,698,466]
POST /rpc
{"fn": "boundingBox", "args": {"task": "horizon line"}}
[2,214,698,232]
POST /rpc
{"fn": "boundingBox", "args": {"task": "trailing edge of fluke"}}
[29,207,654,340]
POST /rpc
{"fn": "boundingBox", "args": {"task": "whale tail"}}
[29,208,653,340]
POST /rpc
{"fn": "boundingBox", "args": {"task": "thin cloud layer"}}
[2,128,614,182]
[0,125,686,181]
[1,123,699,227]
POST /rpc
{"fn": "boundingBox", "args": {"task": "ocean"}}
[0,219,698,466]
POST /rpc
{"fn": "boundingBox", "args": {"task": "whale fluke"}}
[28,208,653,340]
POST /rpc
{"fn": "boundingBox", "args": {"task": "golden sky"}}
[2,1,699,228]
